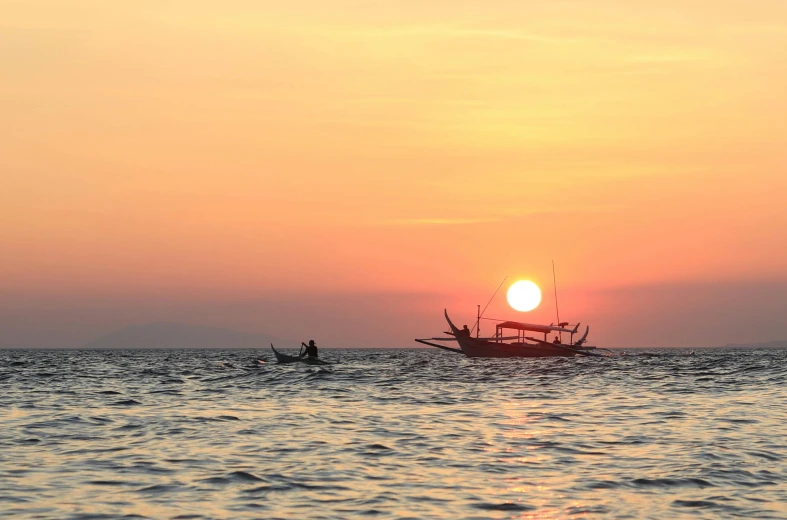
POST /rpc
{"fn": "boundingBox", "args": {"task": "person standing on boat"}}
[301,340,318,358]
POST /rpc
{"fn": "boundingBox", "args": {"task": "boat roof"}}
[496,321,576,334]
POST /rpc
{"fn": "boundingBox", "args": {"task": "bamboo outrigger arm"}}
[414,338,464,353]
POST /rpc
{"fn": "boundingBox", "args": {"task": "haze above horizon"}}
[2,0,786,348]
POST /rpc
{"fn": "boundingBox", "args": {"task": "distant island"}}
[82,322,290,350]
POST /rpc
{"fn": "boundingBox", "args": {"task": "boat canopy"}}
[496,321,576,334]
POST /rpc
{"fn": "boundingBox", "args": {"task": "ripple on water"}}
[111,399,142,406]
[630,477,716,489]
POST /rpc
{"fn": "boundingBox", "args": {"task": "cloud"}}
[620,50,731,69]
[322,24,576,45]
[723,23,787,36]
[384,217,501,226]
[382,204,608,227]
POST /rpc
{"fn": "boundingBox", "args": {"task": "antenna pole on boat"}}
[477,304,480,339]
[471,276,508,337]
[552,260,561,342]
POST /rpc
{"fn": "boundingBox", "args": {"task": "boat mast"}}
[477,305,480,339]
[472,276,508,338]
[552,260,561,342]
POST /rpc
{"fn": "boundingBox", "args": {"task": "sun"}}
[507,280,542,312]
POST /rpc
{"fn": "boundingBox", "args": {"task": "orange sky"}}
[2,1,787,347]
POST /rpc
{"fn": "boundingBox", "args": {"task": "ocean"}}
[1,348,785,519]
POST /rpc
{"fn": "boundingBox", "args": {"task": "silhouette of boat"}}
[416,310,606,358]
[270,344,332,365]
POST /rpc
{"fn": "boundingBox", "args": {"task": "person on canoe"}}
[300,340,319,358]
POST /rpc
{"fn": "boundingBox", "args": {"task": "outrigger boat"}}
[270,344,332,365]
[416,310,608,358]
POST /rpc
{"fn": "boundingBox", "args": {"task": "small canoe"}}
[271,344,331,365]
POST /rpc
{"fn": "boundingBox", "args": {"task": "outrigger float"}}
[416,310,610,358]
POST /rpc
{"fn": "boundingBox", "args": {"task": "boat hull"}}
[456,338,578,358]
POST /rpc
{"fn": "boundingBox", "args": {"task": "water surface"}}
[1,348,785,519]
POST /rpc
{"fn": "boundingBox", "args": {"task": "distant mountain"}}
[82,322,289,349]
[719,340,787,349]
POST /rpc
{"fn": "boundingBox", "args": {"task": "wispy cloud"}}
[723,23,787,36]
[624,50,725,65]
[324,24,577,45]
[384,217,501,226]
[383,205,606,226]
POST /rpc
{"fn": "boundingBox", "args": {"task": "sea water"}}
[1,348,785,519]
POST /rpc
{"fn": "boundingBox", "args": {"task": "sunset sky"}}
[2,0,786,348]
